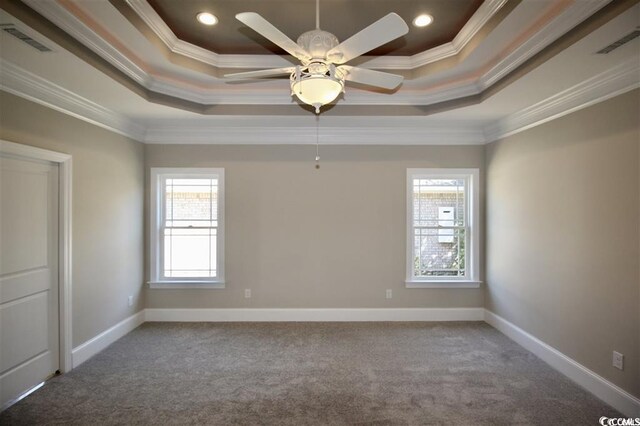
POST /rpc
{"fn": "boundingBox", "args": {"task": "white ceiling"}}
[0,0,638,144]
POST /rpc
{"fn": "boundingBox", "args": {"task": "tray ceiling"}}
[146,0,484,55]
[0,0,638,144]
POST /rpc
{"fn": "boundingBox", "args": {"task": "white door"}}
[0,155,59,409]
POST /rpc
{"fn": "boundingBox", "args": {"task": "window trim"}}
[405,168,480,289]
[149,167,225,289]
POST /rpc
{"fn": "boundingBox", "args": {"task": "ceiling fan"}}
[225,0,409,113]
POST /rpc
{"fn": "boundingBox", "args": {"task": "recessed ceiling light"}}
[197,12,218,26]
[413,14,433,28]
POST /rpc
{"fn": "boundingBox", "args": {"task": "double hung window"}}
[406,168,479,288]
[149,168,224,288]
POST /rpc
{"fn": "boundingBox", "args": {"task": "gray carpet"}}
[1,322,621,425]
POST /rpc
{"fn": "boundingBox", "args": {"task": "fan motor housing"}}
[297,29,339,60]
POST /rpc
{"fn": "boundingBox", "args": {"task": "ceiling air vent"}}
[0,24,52,52]
[596,28,640,54]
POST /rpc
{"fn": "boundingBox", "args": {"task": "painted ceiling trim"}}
[109,0,525,81]
[3,0,631,117]
[2,57,637,145]
[43,0,518,83]
[0,58,146,140]
[484,58,640,141]
[13,0,606,114]
[476,0,615,89]
[124,0,509,71]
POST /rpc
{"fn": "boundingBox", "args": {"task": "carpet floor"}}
[1,322,621,425]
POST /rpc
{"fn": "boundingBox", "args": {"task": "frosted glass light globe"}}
[291,75,343,113]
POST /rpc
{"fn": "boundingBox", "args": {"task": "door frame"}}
[0,139,73,373]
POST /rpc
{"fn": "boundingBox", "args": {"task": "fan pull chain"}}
[315,114,320,170]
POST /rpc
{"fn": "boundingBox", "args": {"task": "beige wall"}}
[485,89,640,397]
[0,91,145,347]
[145,145,485,309]
[4,85,638,400]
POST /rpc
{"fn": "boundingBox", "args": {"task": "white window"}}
[406,168,480,288]
[149,168,224,288]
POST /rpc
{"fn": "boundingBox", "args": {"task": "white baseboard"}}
[484,310,640,417]
[71,311,145,368]
[144,307,485,322]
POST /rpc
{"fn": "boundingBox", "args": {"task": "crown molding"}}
[142,124,487,145]
[126,0,507,71]
[23,0,507,73]
[17,0,477,104]
[125,0,293,70]
[22,0,150,87]
[364,0,508,70]
[0,59,145,141]
[16,0,616,111]
[146,77,482,106]
[478,0,612,90]
[0,59,485,145]
[451,0,507,57]
[146,78,291,105]
[484,58,640,142]
[147,62,639,144]
[2,58,636,147]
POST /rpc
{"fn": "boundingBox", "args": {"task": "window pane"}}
[165,178,218,227]
[413,228,466,277]
[163,228,217,278]
[412,178,466,227]
[165,220,218,227]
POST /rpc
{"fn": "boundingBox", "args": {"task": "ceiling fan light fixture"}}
[226,9,408,113]
[291,74,344,114]
[196,12,218,26]
[413,14,433,28]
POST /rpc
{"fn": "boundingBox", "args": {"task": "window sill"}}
[405,280,481,289]
[148,281,225,289]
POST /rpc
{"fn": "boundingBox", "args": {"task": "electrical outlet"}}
[128,295,133,307]
[244,289,251,299]
[613,351,624,370]
[386,289,392,299]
